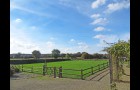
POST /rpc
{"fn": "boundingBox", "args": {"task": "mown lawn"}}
[16,60,109,79]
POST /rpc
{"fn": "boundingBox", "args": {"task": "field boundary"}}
[11,62,109,80]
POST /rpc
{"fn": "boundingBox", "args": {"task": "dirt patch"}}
[10,72,41,80]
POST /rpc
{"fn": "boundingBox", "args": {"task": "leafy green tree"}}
[81,52,89,59]
[32,50,41,60]
[76,52,82,57]
[70,53,77,59]
[52,49,60,59]
[88,54,93,59]
[106,40,130,59]
[93,53,100,59]
[92,53,107,59]
[65,53,70,59]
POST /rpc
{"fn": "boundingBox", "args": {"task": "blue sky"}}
[10,0,130,54]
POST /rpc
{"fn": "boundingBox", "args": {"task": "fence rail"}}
[62,68,81,71]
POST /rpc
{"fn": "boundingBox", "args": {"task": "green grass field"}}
[16,60,109,79]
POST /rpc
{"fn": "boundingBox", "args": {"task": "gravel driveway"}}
[10,71,110,90]
[10,66,130,90]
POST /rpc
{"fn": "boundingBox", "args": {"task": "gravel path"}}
[10,71,110,90]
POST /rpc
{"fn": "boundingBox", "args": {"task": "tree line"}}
[11,49,108,60]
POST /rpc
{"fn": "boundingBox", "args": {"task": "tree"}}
[15,52,22,58]
[104,40,130,82]
[93,53,100,59]
[81,52,89,59]
[76,52,82,57]
[65,53,70,59]
[88,54,93,59]
[61,53,66,59]
[92,53,108,59]
[52,49,60,59]
[32,50,41,60]
[70,53,77,59]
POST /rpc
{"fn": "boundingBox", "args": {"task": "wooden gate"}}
[43,65,62,78]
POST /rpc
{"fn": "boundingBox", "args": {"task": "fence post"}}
[46,67,47,75]
[31,66,33,73]
[103,63,105,69]
[44,62,47,74]
[22,64,23,72]
[81,69,84,80]
[54,67,56,78]
[105,63,107,69]
[91,67,93,75]
[98,64,100,71]
[43,65,46,76]
[59,66,62,78]
[18,65,20,71]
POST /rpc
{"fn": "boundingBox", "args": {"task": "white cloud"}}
[70,39,75,42]
[30,26,37,30]
[91,0,106,9]
[93,34,105,39]
[94,26,105,31]
[105,0,130,13]
[10,19,44,54]
[62,48,73,53]
[10,1,16,10]
[68,39,76,44]
[10,36,40,54]
[90,14,101,19]
[91,18,108,25]
[78,42,89,50]
[93,34,118,48]
[50,37,55,40]
[15,18,22,23]
[58,0,93,16]
[10,1,51,17]
[46,41,55,48]
[93,33,130,47]
[11,18,94,54]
